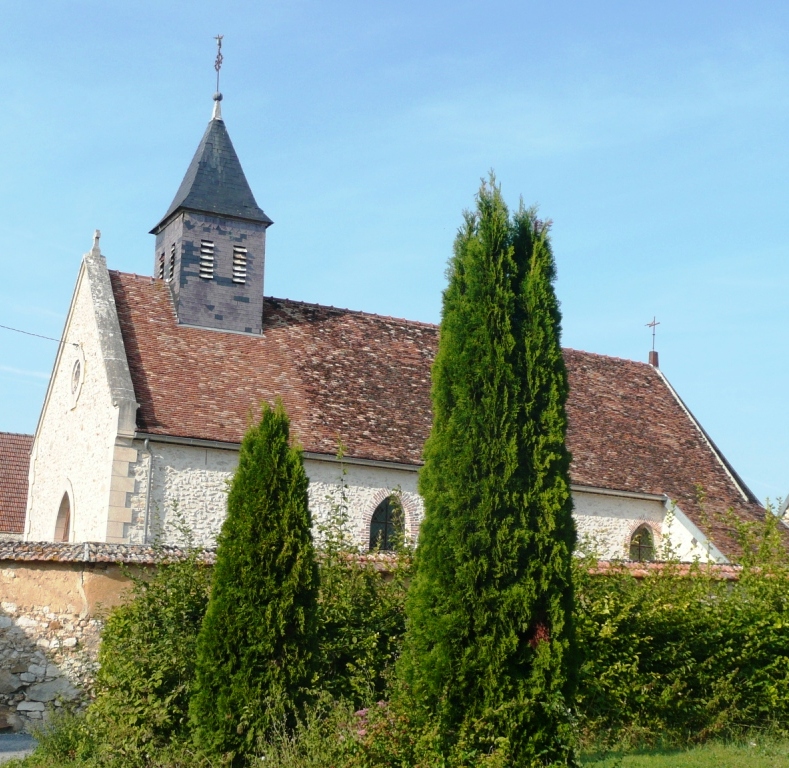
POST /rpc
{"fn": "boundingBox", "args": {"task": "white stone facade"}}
[117,436,718,561]
[123,440,425,550]
[26,244,138,544]
[573,488,716,562]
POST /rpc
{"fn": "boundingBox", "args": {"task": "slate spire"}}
[151,90,272,336]
[151,108,272,234]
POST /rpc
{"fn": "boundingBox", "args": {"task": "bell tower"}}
[150,82,273,334]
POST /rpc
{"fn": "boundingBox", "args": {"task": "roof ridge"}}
[265,295,439,330]
[0,432,34,439]
[108,272,654,368]
[563,346,654,368]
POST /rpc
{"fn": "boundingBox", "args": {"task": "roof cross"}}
[646,316,660,351]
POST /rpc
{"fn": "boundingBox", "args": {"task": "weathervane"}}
[214,34,224,93]
[646,316,660,351]
[212,35,224,119]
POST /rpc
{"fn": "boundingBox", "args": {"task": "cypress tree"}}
[189,401,319,763]
[401,177,577,765]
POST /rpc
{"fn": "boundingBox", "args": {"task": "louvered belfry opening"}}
[199,240,215,279]
[232,246,247,284]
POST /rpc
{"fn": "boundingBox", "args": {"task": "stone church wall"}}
[573,489,715,562]
[26,257,121,543]
[119,438,715,562]
[124,440,425,549]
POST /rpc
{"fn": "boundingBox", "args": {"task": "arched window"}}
[369,496,404,552]
[629,525,654,562]
[54,493,71,542]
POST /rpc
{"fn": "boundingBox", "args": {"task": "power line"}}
[0,323,78,347]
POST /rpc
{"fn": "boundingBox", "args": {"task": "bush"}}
[189,401,320,763]
[315,463,411,708]
[575,510,789,748]
[87,547,211,763]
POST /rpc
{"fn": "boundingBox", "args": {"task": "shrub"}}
[401,176,577,764]
[315,463,411,708]
[189,400,320,763]
[575,510,789,748]
[87,547,211,762]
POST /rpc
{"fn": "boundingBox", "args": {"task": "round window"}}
[71,359,81,394]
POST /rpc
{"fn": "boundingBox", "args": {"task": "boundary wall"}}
[0,541,741,732]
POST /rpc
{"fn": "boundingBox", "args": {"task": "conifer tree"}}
[189,401,319,763]
[401,177,577,765]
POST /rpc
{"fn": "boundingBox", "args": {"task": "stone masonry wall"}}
[25,258,119,543]
[124,442,425,549]
[0,543,202,732]
[122,439,718,562]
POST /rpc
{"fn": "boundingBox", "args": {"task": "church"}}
[6,92,766,564]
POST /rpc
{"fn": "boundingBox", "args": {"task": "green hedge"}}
[66,511,789,765]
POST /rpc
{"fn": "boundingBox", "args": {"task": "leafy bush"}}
[87,547,211,763]
[315,461,411,708]
[575,510,789,748]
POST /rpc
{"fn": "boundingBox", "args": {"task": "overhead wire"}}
[0,323,79,347]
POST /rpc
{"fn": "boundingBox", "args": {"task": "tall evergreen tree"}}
[190,401,319,764]
[400,177,577,765]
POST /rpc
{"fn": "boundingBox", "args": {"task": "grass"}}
[9,741,789,768]
[582,738,789,768]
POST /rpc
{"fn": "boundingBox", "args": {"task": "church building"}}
[15,93,766,563]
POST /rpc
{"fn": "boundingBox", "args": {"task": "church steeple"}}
[151,75,273,335]
[150,104,272,234]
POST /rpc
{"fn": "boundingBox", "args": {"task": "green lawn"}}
[582,740,789,768]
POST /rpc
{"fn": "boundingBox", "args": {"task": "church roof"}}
[0,432,33,533]
[151,117,273,233]
[109,271,765,557]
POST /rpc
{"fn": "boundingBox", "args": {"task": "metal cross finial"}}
[214,34,224,93]
[646,316,660,351]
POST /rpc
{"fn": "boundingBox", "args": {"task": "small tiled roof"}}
[0,542,745,581]
[0,432,32,533]
[151,117,272,233]
[110,271,765,557]
[0,540,214,565]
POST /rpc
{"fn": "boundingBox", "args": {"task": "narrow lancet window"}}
[54,493,71,542]
[629,525,655,562]
[369,496,404,552]
[168,244,176,281]
[157,252,165,279]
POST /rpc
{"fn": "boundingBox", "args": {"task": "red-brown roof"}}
[110,271,765,557]
[0,432,32,533]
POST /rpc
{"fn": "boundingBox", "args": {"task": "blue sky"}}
[2,1,789,503]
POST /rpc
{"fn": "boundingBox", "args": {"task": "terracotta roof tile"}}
[0,432,32,533]
[110,271,766,558]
